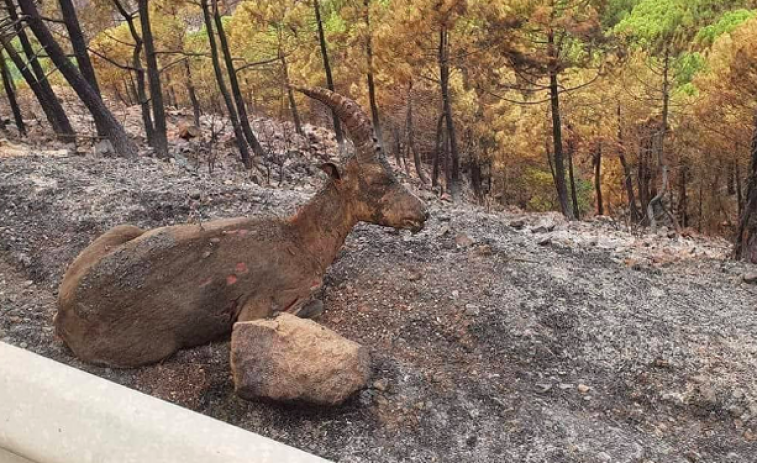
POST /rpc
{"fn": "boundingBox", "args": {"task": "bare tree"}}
[734,110,757,262]
[0,49,25,136]
[138,0,168,156]
[17,0,137,156]
[199,0,252,168]
[212,0,264,158]
[2,0,74,140]
[439,26,460,195]
[313,0,344,149]
[58,0,106,137]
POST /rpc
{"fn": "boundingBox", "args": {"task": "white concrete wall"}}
[0,342,330,463]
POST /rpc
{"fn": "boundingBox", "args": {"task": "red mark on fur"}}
[199,277,213,288]
[224,229,238,235]
[309,279,321,290]
[238,229,249,237]
[226,275,238,286]
[235,262,249,274]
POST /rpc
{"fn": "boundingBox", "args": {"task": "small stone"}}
[455,233,475,248]
[597,452,612,463]
[536,383,552,393]
[509,220,525,229]
[407,271,422,282]
[373,379,389,392]
[464,304,480,317]
[93,139,114,157]
[577,384,591,394]
[537,236,552,246]
[19,342,28,348]
[474,244,493,256]
[558,383,574,390]
[23,280,33,287]
[745,429,756,442]
[440,193,453,202]
[685,451,702,462]
[451,290,460,299]
[531,220,556,234]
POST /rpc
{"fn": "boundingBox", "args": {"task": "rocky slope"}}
[1,148,757,463]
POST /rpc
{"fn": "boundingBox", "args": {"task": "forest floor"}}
[2,139,757,462]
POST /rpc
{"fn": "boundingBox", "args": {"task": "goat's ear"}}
[319,162,342,181]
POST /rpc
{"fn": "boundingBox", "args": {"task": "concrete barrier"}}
[0,342,330,463]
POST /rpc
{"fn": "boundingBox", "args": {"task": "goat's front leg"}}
[236,291,325,322]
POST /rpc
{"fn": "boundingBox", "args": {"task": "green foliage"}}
[674,52,706,86]
[524,168,558,212]
[695,8,756,46]
[601,0,641,28]
[615,0,739,51]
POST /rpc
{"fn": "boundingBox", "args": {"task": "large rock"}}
[231,313,371,406]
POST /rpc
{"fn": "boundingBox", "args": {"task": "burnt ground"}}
[2,152,757,463]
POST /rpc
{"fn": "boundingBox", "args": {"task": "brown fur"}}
[55,88,427,368]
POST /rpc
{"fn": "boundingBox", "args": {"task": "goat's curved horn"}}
[292,86,381,162]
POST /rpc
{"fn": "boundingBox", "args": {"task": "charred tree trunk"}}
[443,122,452,191]
[471,156,483,200]
[280,52,302,136]
[678,159,689,228]
[546,136,556,188]
[59,0,106,137]
[3,0,73,139]
[394,123,403,167]
[734,110,757,262]
[566,131,580,219]
[183,59,201,127]
[212,0,264,159]
[363,0,384,153]
[166,73,178,108]
[200,0,251,168]
[112,0,154,142]
[547,30,573,219]
[698,179,704,233]
[439,26,460,196]
[647,49,676,230]
[313,0,343,149]
[594,142,603,216]
[728,161,737,196]
[406,81,427,184]
[18,0,137,155]
[432,112,444,188]
[1,50,25,137]
[737,161,744,219]
[138,0,168,157]
[18,0,137,157]
[126,75,138,105]
[617,106,640,222]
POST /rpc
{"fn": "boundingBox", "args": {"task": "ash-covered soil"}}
[2,152,757,463]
